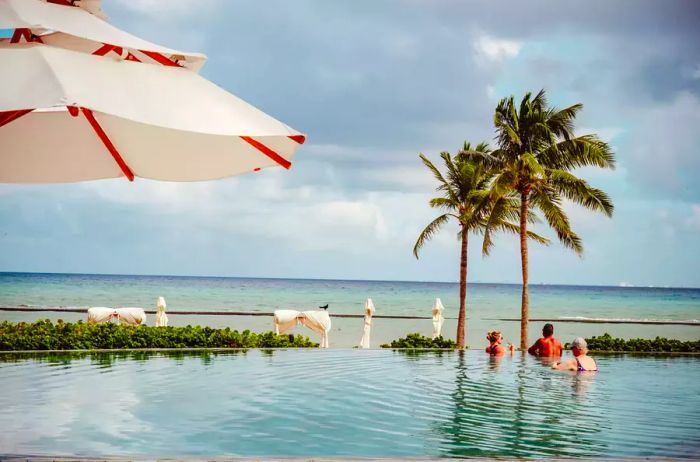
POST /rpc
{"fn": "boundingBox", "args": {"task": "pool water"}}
[0,350,698,458]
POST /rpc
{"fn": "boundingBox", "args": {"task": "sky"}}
[1,0,699,287]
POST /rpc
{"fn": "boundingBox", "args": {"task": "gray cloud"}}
[1,0,699,286]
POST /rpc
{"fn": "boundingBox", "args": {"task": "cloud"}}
[685,204,700,231]
[473,35,523,65]
[108,0,224,20]
[2,0,700,286]
[625,92,700,200]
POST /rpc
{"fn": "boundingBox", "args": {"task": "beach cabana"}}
[0,0,305,183]
[273,310,331,348]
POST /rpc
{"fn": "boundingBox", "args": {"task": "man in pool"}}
[527,323,562,357]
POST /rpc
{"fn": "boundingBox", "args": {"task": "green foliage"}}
[568,333,700,353]
[380,333,457,349]
[0,320,318,350]
[484,89,616,256]
[414,143,543,259]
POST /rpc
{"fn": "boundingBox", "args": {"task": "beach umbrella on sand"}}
[359,298,375,349]
[0,0,305,183]
[432,298,445,339]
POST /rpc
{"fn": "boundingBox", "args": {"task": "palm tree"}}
[414,143,547,348]
[483,90,615,349]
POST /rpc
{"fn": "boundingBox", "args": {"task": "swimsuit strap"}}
[490,344,499,354]
[576,357,598,372]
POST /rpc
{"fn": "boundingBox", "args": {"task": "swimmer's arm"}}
[527,339,541,355]
[552,358,576,371]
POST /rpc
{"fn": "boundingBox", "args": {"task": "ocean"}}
[1,272,698,347]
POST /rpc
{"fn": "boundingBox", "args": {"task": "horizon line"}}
[0,270,698,291]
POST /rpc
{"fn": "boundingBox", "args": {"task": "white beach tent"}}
[0,0,305,183]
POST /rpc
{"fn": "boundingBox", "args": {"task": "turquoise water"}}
[0,350,698,458]
[1,272,699,347]
[1,272,699,319]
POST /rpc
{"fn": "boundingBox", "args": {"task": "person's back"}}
[538,336,562,356]
[528,323,562,357]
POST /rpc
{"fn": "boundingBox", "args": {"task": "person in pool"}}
[485,330,515,355]
[527,323,562,357]
[553,337,598,372]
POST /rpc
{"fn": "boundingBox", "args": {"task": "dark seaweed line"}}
[0,306,436,320]
[491,317,699,326]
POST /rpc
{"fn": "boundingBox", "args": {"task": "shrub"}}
[380,333,456,349]
[0,320,318,350]
[566,333,700,353]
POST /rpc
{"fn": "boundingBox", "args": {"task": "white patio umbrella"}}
[359,298,375,349]
[0,0,206,70]
[0,0,304,183]
[432,298,445,339]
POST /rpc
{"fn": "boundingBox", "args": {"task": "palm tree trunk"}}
[519,191,529,350]
[457,225,468,349]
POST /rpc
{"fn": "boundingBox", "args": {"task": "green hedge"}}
[380,333,456,349]
[570,333,700,353]
[0,320,318,350]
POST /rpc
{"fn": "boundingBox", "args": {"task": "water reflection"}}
[0,350,696,458]
[435,351,608,458]
[0,350,248,367]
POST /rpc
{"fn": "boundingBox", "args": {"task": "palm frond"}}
[413,213,451,258]
[548,169,614,217]
[429,197,459,210]
[541,135,615,170]
[419,153,449,187]
[530,186,583,255]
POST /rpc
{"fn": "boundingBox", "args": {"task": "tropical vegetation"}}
[419,90,615,348]
[483,90,615,349]
[576,333,700,353]
[414,143,546,348]
[380,333,456,349]
[0,320,318,350]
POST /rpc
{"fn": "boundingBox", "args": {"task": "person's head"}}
[542,323,554,337]
[487,330,502,344]
[571,337,588,357]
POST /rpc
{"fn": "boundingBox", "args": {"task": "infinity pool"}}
[0,350,698,458]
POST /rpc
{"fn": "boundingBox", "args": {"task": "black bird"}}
[319,304,329,310]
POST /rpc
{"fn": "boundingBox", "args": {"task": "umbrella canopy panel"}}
[0,0,206,70]
[0,44,305,183]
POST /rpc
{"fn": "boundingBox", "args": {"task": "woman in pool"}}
[485,330,515,355]
[553,337,598,372]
